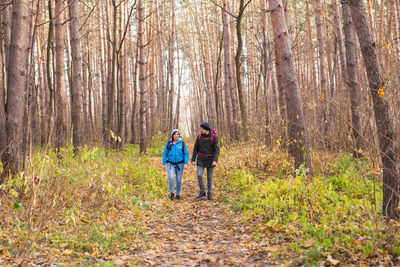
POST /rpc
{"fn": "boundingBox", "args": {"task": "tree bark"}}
[130,45,138,144]
[260,0,272,146]
[2,0,31,177]
[314,0,329,147]
[69,0,84,149]
[0,1,11,168]
[98,2,107,143]
[235,0,249,140]
[333,0,347,84]
[222,0,233,137]
[138,0,147,153]
[268,0,313,172]
[55,0,68,150]
[46,0,55,145]
[341,1,363,157]
[349,0,400,220]
[167,0,176,130]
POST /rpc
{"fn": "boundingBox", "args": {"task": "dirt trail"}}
[128,153,288,266]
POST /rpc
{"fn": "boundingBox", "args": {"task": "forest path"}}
[124,144,288,266]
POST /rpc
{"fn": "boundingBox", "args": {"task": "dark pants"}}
[197,166,214,194]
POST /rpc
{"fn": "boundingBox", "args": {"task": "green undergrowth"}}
[0,143,166,261]
[218,145,398,264]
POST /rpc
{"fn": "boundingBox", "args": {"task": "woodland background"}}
[1,0,400,265]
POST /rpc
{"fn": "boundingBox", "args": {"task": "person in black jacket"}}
[191,122,220,200]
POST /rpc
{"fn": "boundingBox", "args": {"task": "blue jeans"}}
[197,166,214,194]
[167,163,184,196]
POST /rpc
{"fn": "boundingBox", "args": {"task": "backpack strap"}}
[198,133,215,143]
[168,140,185,155]
[167,140,172,152]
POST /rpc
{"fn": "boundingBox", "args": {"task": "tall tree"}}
[333,0,347,86]
[46,0,55,144]
[168,0,176,129]
[138,0,147,153]
[268,0,313,172]
[235,0,249,140]
[341,1,363,157]
[260,0,272,145]
[98,1,108,142]
[349,0,400,220]
[0,1,10,171]
[2,0,31,177]
[314,0,329,146]
[69,0,84,149]
[222,0,233,139]
[55,0,68,150]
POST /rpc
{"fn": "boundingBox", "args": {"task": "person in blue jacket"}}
[162,129,189,200]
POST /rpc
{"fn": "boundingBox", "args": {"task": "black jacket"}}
[191,133,220,167]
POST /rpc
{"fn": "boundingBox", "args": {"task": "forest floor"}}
[0,140,397,266]
[123,156,293,266]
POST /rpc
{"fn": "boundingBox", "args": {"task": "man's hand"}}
[191,161,196,167]
[212,161,217,167]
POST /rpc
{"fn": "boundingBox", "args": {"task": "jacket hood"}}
[171,129,181,138]
[200,122,211,131]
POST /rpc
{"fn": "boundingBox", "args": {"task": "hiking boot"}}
[196,192,206,199]
[207,193,213,200]
[176,195,181,200]
[169,193,175,200]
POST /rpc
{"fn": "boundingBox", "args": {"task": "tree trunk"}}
[98,2,107,143]
[222,1,233,137]
[46,0,55,145]
[1,0,12,68]
[349,0,400,220]
[55,0,68,150]
[341,1,363,157]
[130,45,138,144]
[333,0,347,84]
[82,38,89,142]
[106,0,118,146]
[138,0,147,153]
[0,1,10,169]
[314,0,329,147]
[69,0,84,149]
[260,0,272,146]
[268,0,313,172]
[156,1,166,131]
[235,0,249,140]
[167,0,176,130]
[2,0,31,177]
[305,1,318,137]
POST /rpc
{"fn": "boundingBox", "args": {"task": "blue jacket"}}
[162,137,189,165]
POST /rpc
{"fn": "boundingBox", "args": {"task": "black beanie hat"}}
[200,122,211,131]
